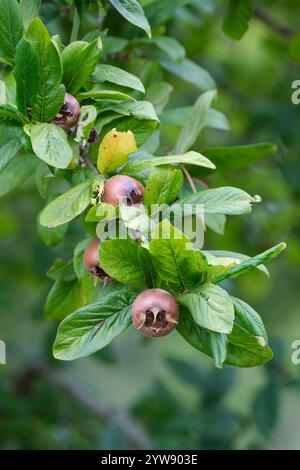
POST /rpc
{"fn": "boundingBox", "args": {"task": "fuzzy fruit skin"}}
[52,93,80,130]
[101,175,144,207]
[84,239,110,279]
[131,289,179,337]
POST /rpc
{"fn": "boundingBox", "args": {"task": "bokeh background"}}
[1,0,300,450]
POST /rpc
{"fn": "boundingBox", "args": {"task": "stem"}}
[254,8,294,39]
[16,363,152,450]
[192,177,209,189]
[182,166,197,194]
[80,145,99,175]
[70,6,80,42]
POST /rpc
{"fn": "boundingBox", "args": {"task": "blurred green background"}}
[1,0,300,450]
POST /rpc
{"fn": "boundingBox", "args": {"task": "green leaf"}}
[30,123,73,169]
[101,36,128,57]
[85,203,116,223]
[122,151,215,175]
[0,140,22,174]
[14,38,40,116]
[212,242,287,283]
[0,154,38,197]
[205,214,227,235]
[231,296,268,343]
[94,103,159,145]
[150,220,207,293]
[37,214,68,246]
[161,107,230,131]
[93,64,145,93]
[61,39,102,95]
[138,245,155,288]
[223,0,253,40]
[53,285,137,360]
[74,105,97,143]
[289,32,300,62]
[99,239,146,288]
[108,0,151,38]
[78,87,134,102]
[0,0,24,66]
[177,310,273,367]
[175,186,261,216]
[20,0,41,29]
[152,37,185,62]
[40,179,93,228]
[25,18,65,122]
[0,105,27,124]
[158,57,215,91]
[145,82,173,114]
[47,259,76,282]
[34,161,54,198]
[204,250,269,278]
[210,332,228,369]
[202,143,277,174]
[113,118,157,147]
[45,280,82,320]
[144,166,184,209]
[227,324,273,367]
[98,100,158,121]
[45,273,96,321]
[174,90,217,154]
[177,283,234,334]
[144,0,190,26]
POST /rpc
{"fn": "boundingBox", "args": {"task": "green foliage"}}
[0,0,299,453]
[30,123,73,168]
[0,0,24,66]
[99,239,146,288]
[0,0,287,374]
[53,285,137,360]
[14,38,40,116]
[108,0,151,38]
[177,284,235,334]
[62,39,102,94]
[25,18,65,122]
[223,0,253,40]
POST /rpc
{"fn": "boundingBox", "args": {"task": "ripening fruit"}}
[83,239,109,279]
[101,175,144,206]
[52,93,80,130]
[131,289,179,337]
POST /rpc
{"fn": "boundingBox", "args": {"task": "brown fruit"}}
[131,289,179,337]
[52,93,80,130]
[101,175,144,207]
[83,239,109,279]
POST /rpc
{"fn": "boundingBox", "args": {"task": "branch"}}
[80,145,99,175]
[254,8,294,39]
[15,363,152,450]
[182,166,197,194]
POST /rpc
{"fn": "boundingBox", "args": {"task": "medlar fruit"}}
[83,239,110,279]
[52,93,80,130]
[131,289,179,337]
[101,175,144,207]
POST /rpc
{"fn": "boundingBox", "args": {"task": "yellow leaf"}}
[97,128,137,174]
